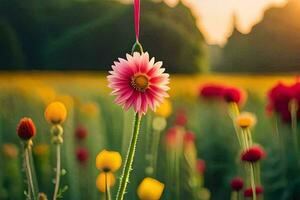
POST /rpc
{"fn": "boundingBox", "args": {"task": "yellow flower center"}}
[131,74,149,92]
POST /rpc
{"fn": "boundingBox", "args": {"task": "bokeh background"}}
[0,0,300,200]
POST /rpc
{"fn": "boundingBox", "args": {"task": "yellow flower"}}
[80,102,100,117]
[236,112,257,129]
[96,150,122,172]
[2,143,18,159]
[45,101,67,124]
[96,172,116,193]
[155,99,172,118]
[137,177,165,200]
[33,144,50,156]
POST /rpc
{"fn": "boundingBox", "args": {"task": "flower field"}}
[0,72,299,200]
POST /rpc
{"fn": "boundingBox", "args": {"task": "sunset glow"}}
[164,0,288,45]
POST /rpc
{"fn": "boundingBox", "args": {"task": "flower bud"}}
[17,117,36,141]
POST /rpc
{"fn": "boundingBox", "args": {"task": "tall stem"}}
[105,173,111,200]
[151,129,161,176]
[250,164,257,200]
[25,147,36,200]
[175,148,180,200]
[53,145,61,200]
[290,99,300,166]
[116,113,142,200]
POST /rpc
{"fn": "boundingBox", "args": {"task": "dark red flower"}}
[230,177,244,191]
[267,82,293,122]
[184,131,196,144]
[223,87,244,104]
[196,159,206,174]
[17,118,36,140]
[76,147,89,164]
[75,126,88,140]
[174,109,187,126]
[241,145,266,163]
[244,186,264,197]
[199,84,225,99]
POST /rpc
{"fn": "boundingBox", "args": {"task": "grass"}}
[0,72,298,200]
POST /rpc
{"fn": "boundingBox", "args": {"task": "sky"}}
[164,0,288,45]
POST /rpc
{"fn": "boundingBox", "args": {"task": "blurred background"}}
[0,0,300,200]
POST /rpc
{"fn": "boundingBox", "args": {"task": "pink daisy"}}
[107,52,170,115]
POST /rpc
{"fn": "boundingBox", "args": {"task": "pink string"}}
[134,0,140,41]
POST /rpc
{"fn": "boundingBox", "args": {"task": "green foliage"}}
[0,0,207,73]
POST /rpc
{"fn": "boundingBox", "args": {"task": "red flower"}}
[76,147,89,164]
[174,109,187,126]
[75,126,88,140]
[267,82,293,122]
[244,186,264,197]
[184,131,196,144]
[223,87,244,104]
[230,177,244,191]
[17,118,36,140]
[165,127,178,148]
[241,145,266,163]
[196,159,206,174]
[199,84,225,99]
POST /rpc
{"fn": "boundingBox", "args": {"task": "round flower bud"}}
[76,147,89,164]
[38,193,48,200]
[51,125,63,137]
[175,110,187,126]
[241,145,266,163]
[17,117,36,140]
[230,177,244,191]
[52,136,63,145]
[75,126,88,140]
[96,150,122,172]
[152,117,167,131]
[137,177,165,200]
[45,101,67,124]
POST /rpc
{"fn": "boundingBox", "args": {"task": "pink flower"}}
[107,52,170,115]
[230,177,244,191]
[199,84,225,99]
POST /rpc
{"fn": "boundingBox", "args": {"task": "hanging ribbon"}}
[134,0,140,41]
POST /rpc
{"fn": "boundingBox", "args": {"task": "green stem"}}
[175,148,180,200]
[131,41,144,54]
[229,103,242,148]
[151,129,161,176]
[25,147,36,200]
[105,173,111,200]
[250,164,257,200]
[290,100,300,166]
[53,145,61,200]
[116,113,142,200]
